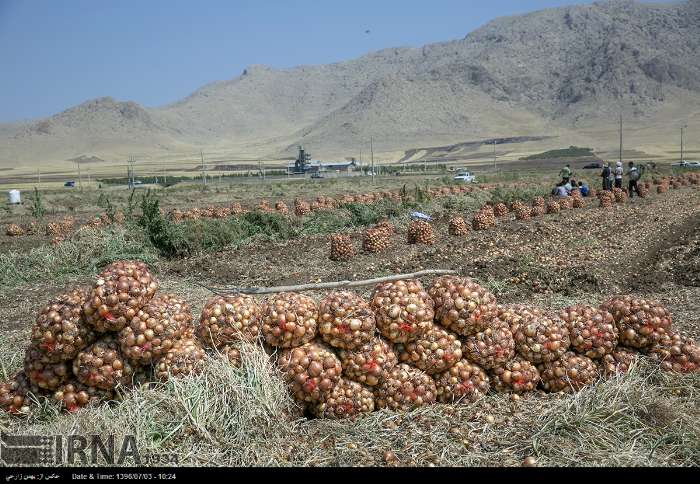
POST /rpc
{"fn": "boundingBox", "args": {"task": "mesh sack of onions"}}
[337,338,397,386]
[530,205,545,217]
[434,359,490,403]
[598,347,639,377]
[538,351,598,393]
[329,234,355,261]
[0,371,41,415]
[647,333,700,373]
[278,341,342,404]
[362,227,390,253]
[30,289,96,363]
[498,304,543,333]
[294,198,311,217]
[600,296,672,349]
[394,324,462,374]
[490,357,540,393]
[558,197,572,210]
[154,338,206,381]
[374,363,437,411]
[472,208,496,231]
[275,201,289,214]
[119,294,193,365]
[532,197,545,207]
[312,378,375,419]
[493,203,508,217]
[428,276,497,337]
[198,294,261,348]
[546,200,560,214]
[613,188,627,203]
[512,313,570,364]
[23,345,70,391]
[407,220,436,245]
[370,280,434,343]
[374,219,395,237]
[319,291,375,350]
[462,318,515,370]
[261,292,318,348]
[559,305,618,359]
[448,216,470,236]
[83,260,158,332]
[53,379,113,413]
[572,197,586,208]
[514,206,531,220]
[73,335,135,390]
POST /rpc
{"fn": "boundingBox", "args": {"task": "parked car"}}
[673,161,700,168]
[64,181,75,187]
[311,172,324,179]
[454,172,476,183]
[583,162,602,170]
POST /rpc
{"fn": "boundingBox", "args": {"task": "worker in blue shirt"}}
[577,181,589,197]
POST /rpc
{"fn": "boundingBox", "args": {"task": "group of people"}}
[599,161,641,197]
[553,161,642,199]
[553,164,589,197]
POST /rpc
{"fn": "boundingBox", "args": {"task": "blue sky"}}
[0,0,670,122]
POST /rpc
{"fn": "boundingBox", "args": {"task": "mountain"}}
[1,0,699,167]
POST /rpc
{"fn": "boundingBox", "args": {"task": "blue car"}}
[64,181,76,187]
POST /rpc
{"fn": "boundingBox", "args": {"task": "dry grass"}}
[1,337,698,467]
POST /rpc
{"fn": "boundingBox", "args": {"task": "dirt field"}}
[0,173,698,467]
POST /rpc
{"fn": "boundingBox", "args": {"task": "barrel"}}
[7,190,21,205]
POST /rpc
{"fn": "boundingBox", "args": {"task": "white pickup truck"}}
[454,171,476,183]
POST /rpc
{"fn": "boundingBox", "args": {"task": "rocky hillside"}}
[1,0,699,164]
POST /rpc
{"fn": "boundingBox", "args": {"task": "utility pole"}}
[370,136,375,184]
[493,139,497,171]
[37,169,41,185]
[200,151,207,186]
[619,113,623,165]
[76,161,83,191]
[681,125,687,163]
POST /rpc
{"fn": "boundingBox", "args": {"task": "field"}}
[1,163,699,467]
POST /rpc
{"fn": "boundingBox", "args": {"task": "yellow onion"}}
[647,333,699,373]
[261,292,318,348]
[538,351,598,393]
[490,357,540,393]
[23,345,70,391]
[154,338,206,381]
[601,296,672,349]
[312,379,375,419]
[53,379,113,413]
[462,318,515,370]
[512,313,570,364]
[598,347,639,376]
[559,305,618,359]
[493,203,508,217]
[498,305,543,334]
[374,363,437,411]
[336,338,397,386]
[30,289,96,362]
[370,280,434,343]
[428,276,497,337]
[119,294,193,365]
[472,207,496,231]
[278,341,342,404]
[0,371,41,416]
[318,291,375,350]
[394,324,462,374]
[218,345,241,367]
[407,220,435,245]
[72,335,135,390]
[198,294,261,347]
[83,260,158,332]
[434,359,490,403]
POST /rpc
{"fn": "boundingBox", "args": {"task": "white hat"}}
[616,161,622,167]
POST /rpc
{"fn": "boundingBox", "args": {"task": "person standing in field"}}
[614,161,623,189]
[560,164,572,184]
[627,161,640,198]
[601,162,612,191]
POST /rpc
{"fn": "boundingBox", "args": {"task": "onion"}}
[394,324,462,374]
[428,276,497,337]
[312,378,375,419]
[462,318,515,370]
[370,280,434,343]
[278,340,342,404]
[538,351,598,393]
[337,337,398,386]
[601,296,672,349]
[261,292,318,348]
[154,338,206,381]
[559,305,618,359]
[198,294,261,347]
[434,359,489,403]
[72,335,135,390]
[374,363,437,411]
